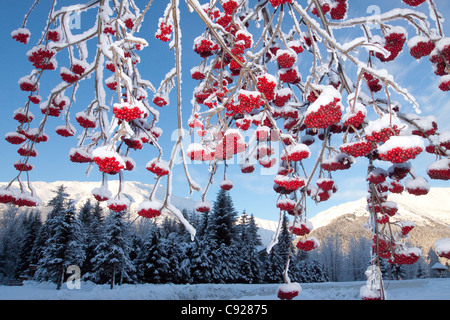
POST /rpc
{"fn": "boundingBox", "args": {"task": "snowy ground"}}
[0,278,449,300]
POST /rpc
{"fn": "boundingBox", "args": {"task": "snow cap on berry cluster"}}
[434,238,450,258]
[305,85,342,114]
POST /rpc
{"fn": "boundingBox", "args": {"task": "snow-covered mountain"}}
[310,187,450,229]
[0,180,197,215]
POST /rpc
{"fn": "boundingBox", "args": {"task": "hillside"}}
[308,187,450,256]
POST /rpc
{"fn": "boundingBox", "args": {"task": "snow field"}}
[1,278,449,300]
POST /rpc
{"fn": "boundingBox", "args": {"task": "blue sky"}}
[0,0,449,222]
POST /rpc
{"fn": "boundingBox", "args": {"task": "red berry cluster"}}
[273,91,291,107]
[124,18,134,29]
[113,105,143,121]
[76,113,96,128]
[276,198,296,211]
[304,97,342,129]
[222,0,238,14]
[194,37,220,58]
[330,0,348,20]
[312,3,330,17]
[235,91,264,114]
[12,30,30,44]
[277,288,299,301]
[138,207,161,219]
[220,180,233,191]
[55,126,75,137]
[389,180,404,193]
[61,69,79,83]
[155,21,172,42]
[321,153,353,171]
[153,94,169,107]
[378,146,423,164]
[409,39,435,59]
[296,239,318,251]
[439,77,450,92]
[17,145,37,157]
[365,126,400,143]
[269,0,292,8]
[372,235,393,259]
[343,110,366,128]
[363,73,383,93]
[401,225,415,236]
[340,140,372,158]
[146,159,170,176]
[393,252,420,265]
[14,161,33,172]
[108,202,129,213]
[47,29,61,42]
[276,50,296,69]
[257,74,277,100]
[278,67,301,84]
[93,156,124,174]
[289,222,312,237]
[376,31,407,62]
[274,175,306,191]
[402,0,426,6]
[27,46,56,70]
[69,149,93,163]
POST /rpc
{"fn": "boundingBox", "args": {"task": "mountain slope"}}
[308,187,450,256]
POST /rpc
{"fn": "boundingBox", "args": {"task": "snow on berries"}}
[340,140,372,158]
[113,101,146,121]
[76,111,97,129]
[321,153,354,172]
[438,75,450,92]
[276,49,297,69]
[434,238,450,259]
[107,194,131,212]
[11,28,31,44]
[377,135,424,163]
[274,175,306,191]
[364,114,403,143]
[146,158,170,176]
[27,45,57,70]
[256,73,277,101]
[277,282,301,300]
[289,219,313,236]
[408,36,435,59]
[304,86,343,129]
[195,199,211,213]
[427,158,450,180]
[404,176,430,196]
[220,179,234,191]
[296,237,320,251]
[155,20,172,42]
[402,0,426,6]
[376,27,408,62]
[276,198,297,212]
[137,200,163,219]
[55,124,76,137]
[69,147,93,163]
[281,143,311,162]
[92,146,125,175]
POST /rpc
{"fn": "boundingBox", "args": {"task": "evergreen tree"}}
[0,206,22,284]
[204,189,240,283]
[263,213,291,283]
[91,209,135,288]
[35,186,85,289]
[15,210,42,278]
[236,212,263,283]
[80,201,105,281]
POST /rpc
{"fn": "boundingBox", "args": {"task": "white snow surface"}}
[0,278,449,300]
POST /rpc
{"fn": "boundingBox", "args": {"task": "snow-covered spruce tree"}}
[14,210,43,279]
[3,0,450,299]
[78,200,106,281]
[91,209,135,288]
[35,185,85,289]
